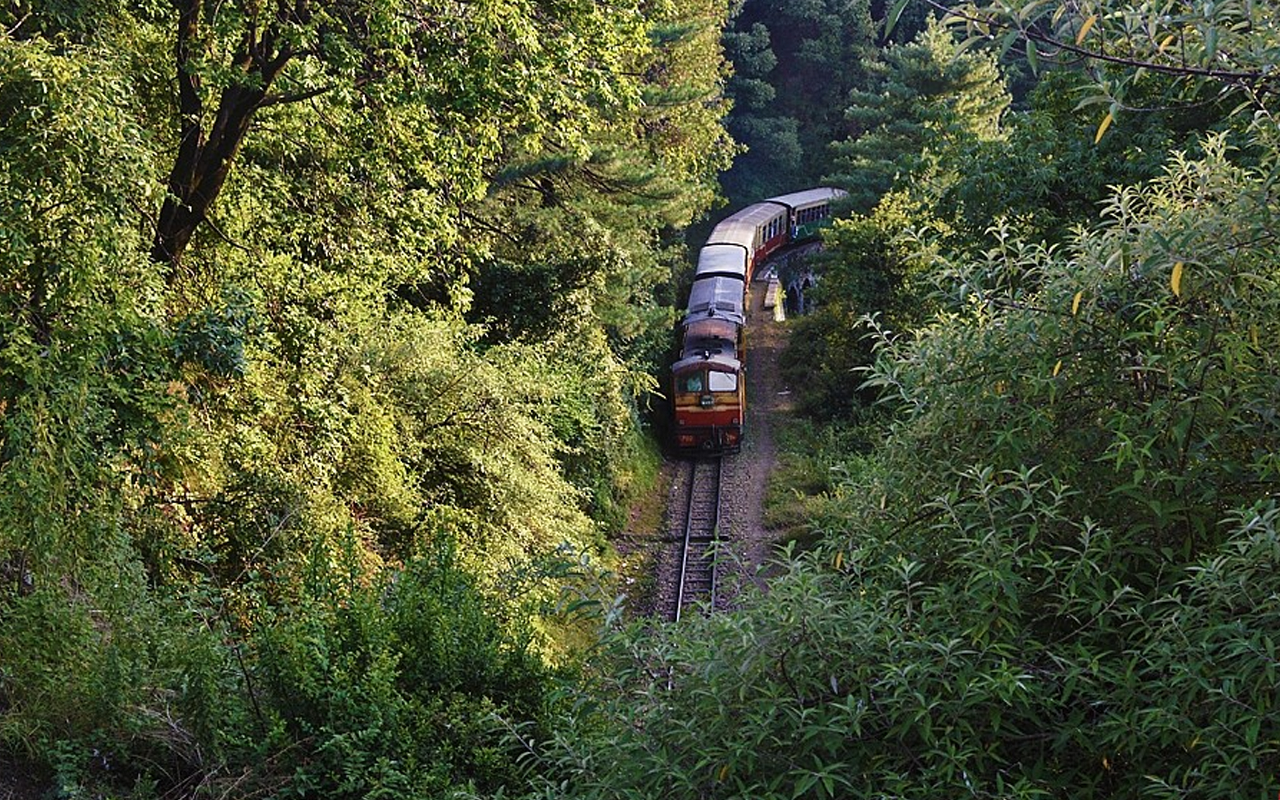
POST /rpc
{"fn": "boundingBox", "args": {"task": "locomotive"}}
[672,187,846,453]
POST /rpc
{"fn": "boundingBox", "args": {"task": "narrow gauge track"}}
[673,457,723,621]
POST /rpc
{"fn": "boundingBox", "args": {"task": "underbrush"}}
[609,427,671,617]
[763,418,878,548]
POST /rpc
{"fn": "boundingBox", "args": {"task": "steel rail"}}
[673,457,722,622]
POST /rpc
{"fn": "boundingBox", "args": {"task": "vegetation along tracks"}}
[673,457,723,621]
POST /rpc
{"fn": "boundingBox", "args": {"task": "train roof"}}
[706,202,789,248]
[764,187,848,210]
[683,275,745,326]
[672,350,741,374]
[681,317,738,352]
[679,319,739,366]
[695,244,748,279]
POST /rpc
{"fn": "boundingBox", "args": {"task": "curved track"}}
[673,457,723,621]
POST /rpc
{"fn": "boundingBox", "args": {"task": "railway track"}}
[673,457,723,621]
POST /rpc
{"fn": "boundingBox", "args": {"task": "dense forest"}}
[3,0,1280,797]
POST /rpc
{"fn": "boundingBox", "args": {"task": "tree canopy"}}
[0,0,734,795]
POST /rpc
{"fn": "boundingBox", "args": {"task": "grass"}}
[609,428,670,614]
[764,416,877,549]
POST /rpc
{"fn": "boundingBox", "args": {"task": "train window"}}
[708,371,737,392]
[680,373,704,393]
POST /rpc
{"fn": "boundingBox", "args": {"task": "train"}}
[671,187,847,453]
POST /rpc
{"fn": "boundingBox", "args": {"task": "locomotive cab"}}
[672,352,744,453]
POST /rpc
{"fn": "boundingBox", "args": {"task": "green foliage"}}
[252,536,563,799]
[761,419,876,543]
[866,137,1280,559]
[782,19,1016,417]
[0,34,172,573]
[793,23,1232,419]
[0,0,735,793]
[829,16,1010,212]
[721,0,878,204]
[172,289,258,379]
[943,0,1280,120]
[780,188,947,417]
[929,69,1233,247]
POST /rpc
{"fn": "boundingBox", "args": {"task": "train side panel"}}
[765,187,848,241]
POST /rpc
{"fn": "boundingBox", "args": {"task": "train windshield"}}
[708,371,737,392]
[677,370,737,393]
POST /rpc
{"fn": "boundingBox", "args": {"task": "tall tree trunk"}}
[151,0,293,271]
[152,86,265,268]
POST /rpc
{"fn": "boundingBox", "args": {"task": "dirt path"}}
[716,270,793,590]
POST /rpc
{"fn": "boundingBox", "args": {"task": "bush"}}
[251,536,564,799]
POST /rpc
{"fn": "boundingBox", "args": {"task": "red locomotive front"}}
[672,354,744,453]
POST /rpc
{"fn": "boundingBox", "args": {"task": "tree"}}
[828,16,1009,211]
[720,0,878,204]
[3,0,646,270]
[933,0,1280,125]
[1,0,736,794]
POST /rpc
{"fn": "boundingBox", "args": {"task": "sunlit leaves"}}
[1076,13,1098,44]
[0,0,734,795]
[1094,109,1114,143]
[943,0,1280,117]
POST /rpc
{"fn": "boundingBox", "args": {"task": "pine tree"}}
[829,16,1010,210]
